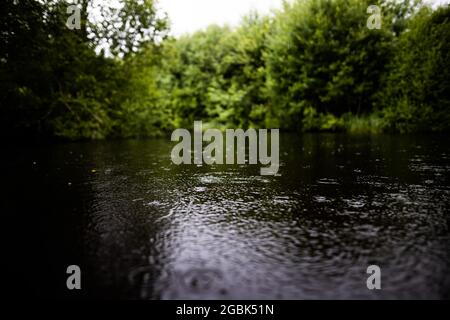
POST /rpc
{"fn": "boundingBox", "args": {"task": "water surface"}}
[4,134,450,299]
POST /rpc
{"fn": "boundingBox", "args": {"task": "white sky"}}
[158,0,284,36]
[158,0,449,37]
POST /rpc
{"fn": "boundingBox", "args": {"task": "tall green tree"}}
[265,0,397,129]
[380,5,450,132]
[0,0,168,139]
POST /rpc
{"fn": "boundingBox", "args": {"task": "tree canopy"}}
[1,0,449,140]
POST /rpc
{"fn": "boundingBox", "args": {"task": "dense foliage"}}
[0,0,449,140]
[380,5,450,133]
[0,0,168,139]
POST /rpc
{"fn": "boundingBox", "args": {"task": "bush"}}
[380,5,450,132]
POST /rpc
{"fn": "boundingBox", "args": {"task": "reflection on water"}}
[4,134,450,299]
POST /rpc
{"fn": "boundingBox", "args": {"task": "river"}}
[4,133,450,299]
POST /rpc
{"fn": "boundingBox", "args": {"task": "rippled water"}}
[4,134,450,299]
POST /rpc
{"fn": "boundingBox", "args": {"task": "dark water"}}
[4,134,450,299]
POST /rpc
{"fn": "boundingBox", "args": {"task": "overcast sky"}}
[158,0,283,36]
[158,0,449,37]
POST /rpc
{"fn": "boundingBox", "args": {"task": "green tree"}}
[0,0,168,139]
[207,13,271,128]
[265,0,397,130]
[380,5,450,132]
